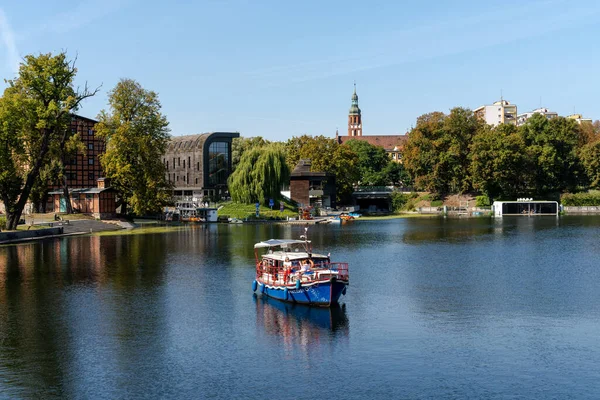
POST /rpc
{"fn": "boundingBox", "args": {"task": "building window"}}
[195,178,198,184]
[208,141,230,187]
[166,161,169,170]
[88,172,95,181]
[69,157,77,166]
[88,158,94,165]
[197,162,200,171]
[88,129,94,135]
[188,156,191,167]
[178,157,181,166]
[88,143,94,150]
[177,175,179,181]
[183,159,186,168]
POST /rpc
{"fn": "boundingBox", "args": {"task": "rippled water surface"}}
[1,216,600,399]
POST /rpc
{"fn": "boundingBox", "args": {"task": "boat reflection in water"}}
[254,295,349,355]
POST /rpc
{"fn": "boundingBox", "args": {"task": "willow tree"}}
[0,52,98,229]
[228,143,289,205]
[95,79,172,215]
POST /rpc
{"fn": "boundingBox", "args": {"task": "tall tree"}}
[231,136,269,172]
[519,114,582,195]
[95,79,172,215]
[404,108,484,195]
[344,140,390,186]
[470,123,528,199]
[0,53,97,230]
[579,137,600,189]
[285,135,359,202]
[228,143,290,204]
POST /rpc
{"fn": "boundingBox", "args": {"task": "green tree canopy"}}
[403,108,481,195]
[519,114,582,195]
[0,52,97,229]
[579,138,600,189]
[344,140,390,186]
[231,136,269,172]
[470,123,528,199]
[228,143,290,205]
[95,79,172,215]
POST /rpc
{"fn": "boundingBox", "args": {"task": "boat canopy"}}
[254,239,310,249]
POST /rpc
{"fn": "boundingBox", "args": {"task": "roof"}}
[338,135,408,151]
[48,187,115,195]
[254,239,310,249]
[166,132,240,152]
[262,251,328,261]
[71,114,99,123]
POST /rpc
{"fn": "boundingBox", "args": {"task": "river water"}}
[1,216,600,399]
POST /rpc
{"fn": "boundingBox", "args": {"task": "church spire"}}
[348,82,362,136]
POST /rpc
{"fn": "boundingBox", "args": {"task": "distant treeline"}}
[402,108,600,201]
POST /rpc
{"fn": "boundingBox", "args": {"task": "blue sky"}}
[1,0,599,141]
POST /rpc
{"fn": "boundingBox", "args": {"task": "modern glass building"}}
[163,132,239,201]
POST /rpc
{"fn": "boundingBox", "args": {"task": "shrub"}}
[475,195,491,207]
[561,192,600,206]
[430,200,443,207]
[390,192,412,212]
[0,216,6,231]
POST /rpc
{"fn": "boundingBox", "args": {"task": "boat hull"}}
[257,279,348,307]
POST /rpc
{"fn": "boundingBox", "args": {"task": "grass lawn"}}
[218,200,298,220]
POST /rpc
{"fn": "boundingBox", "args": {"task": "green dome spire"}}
[349,82,361,115]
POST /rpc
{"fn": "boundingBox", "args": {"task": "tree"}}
[403,108,481,195]
[519,114,582,195]
[0,53,97,230]
[470,123,528,199]
[95,79,172,215]
[285,135,359,203]
[382,161,411,187]
[344,140,389,185]
[231,136,269,172]
[580,138,600,189]
[228,143,290,204]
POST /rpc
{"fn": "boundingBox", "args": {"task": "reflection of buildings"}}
[254,296,349,354]
[163,132,239,201]
[335,84,407,163]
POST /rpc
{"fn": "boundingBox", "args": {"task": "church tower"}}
[348,83,362,136]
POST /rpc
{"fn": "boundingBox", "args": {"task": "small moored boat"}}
[252,231,349,307]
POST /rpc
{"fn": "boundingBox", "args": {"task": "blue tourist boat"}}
[252,231,349,307]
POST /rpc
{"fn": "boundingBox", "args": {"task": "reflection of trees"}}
[0,234,171,397]
[254,295,349,356]
[402,218,495,243]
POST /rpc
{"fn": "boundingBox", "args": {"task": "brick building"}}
[44,114,115,214]
[163,132,239,201]
[336,85,407,162]
[289,159,336,209]
[49,115,106,190]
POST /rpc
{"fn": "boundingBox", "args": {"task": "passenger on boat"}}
[283,257,292,283]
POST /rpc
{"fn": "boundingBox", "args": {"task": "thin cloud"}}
[245,0,600,86]
[0,8,19,73]
[37,0,133,34]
